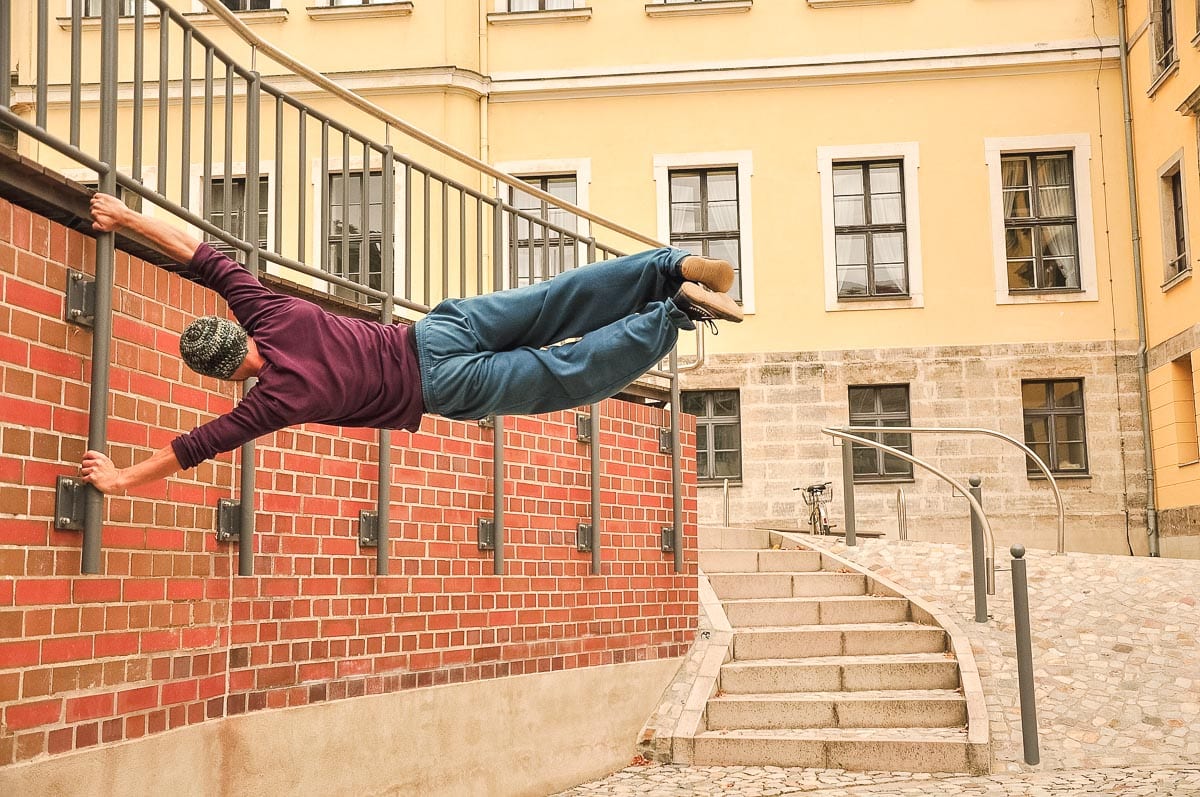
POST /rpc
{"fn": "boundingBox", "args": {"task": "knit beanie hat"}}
[179,316,249,380]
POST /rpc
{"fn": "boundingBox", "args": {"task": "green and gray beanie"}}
[179,316,249,380]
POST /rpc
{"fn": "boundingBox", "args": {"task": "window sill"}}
[699,480,742,488]
[57,14,161,30]
[853,477,915,485]
[645,0,752,17]
[1147,59,1179,98]
[1027,472,1090,481]
[808,0,912,7]
[487,7,592,25]
[830,294,923,312]
[306,1,412,20]
[1162,267,1192,292]
[997,288,1094,306]
[184,8,289,27]
[1180,458,1200,468]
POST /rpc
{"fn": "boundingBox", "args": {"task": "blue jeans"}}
[414,247,693,419]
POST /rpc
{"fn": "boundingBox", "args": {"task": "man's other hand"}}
[89,193,131,234]
[81,449,122,494]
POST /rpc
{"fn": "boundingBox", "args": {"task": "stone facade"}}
[681,340,1151,556]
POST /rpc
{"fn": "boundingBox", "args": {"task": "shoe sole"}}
[681,256,735,294]
[679,282,744,323]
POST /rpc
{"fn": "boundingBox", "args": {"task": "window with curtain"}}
[1002,151,1081,292]
[327,171,385,303]
[509,175,579,288]
[205,176,269,263]
[82,0,144,15]
[1163,165,1189,281]
[507,0,574,10]
[1021,379,1089,475]
[848,385,913,482]
[669,168,743,302]
[681,390,742,483]
[219,0,273,10]
[833,160,908,299]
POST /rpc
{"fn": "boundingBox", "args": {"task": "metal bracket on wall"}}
[65,269,96,328]
[575,414,591,443]
[658,427,672,454]
[660,526,675,553]
[576,523,592,552]
[216,499,241,543]
[54,476,86,531]
[478,415,495,429]
[358,510,379,548]
[477,518,495,551]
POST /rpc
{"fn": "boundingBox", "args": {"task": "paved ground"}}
[555,537,1200,796]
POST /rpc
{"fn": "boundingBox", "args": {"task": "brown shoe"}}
[673,282,744,331]
[680,255,734,294]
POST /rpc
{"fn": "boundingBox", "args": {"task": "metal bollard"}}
[1011,544,1040,765]
[840,438,856,546]
[968,476,987,623]
[723,478,730,527]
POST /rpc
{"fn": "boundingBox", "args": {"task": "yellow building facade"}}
[10,0,1197,555]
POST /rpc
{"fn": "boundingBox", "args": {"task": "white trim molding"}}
[488,1,591,25]
[816,142,924,313]
[653,150,756,315]
[808,0,911,7]
[984,134,1099,305]
[645,0,752,18]
[306,1,413,21]
[1157,148,1192,290]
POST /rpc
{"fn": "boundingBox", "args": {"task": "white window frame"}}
[495,0,576,10]
[984,134,1099,305]
[653,150,756,315]
[494,158,591,291]
[1157,149,1191,288]
[817,142,923,312]
[310,156,407,307]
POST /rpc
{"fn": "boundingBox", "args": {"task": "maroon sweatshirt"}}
[170,244,424,470]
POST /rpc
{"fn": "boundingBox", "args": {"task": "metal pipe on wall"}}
[237,70,263,577]
[669,349,683,573]
[377,147,397,577]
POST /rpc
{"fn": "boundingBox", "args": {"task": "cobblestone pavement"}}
[555,538,1200,796]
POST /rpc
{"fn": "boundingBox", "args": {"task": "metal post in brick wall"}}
[587,240,602,576]
[81,0,120,575]
[376,146,396,577]
[491,196,506,576]
[669,349,683,573]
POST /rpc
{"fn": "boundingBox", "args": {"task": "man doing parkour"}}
[80,193,743,494]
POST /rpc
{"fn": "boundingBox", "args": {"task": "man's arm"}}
[80,446,183,495]
[90,192,202,266]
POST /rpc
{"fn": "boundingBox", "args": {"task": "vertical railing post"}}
[1011,544,1040,765]
[82,0,120,574]
[0,0,10,109]
[669,349,683,573]
[236,71,262,577]
[376,146,396,577]
[840,433,856,546]
[491,196,505,575]
[969,476,988,622]
[587,238,601,576]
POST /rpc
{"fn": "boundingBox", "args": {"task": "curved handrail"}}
[822,428,995,594]
[839,425,1066,554]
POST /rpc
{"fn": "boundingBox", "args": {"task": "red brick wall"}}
[0,197,698,767]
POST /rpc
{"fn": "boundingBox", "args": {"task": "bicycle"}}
[795,482,836,535]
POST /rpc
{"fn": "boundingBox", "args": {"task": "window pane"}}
[713,423,741,449]
[836,234,867,266]
[671,173,701,203]
[882,453,912,476]
[874,264,907,295]
[1038,186,1074,217]
[833,165,864,196]
[1041,257,1079,289]
[1006,227,1033,259]
[707,238,740,268]
[848,388,876,416]
[707,171,738,202]
[1002,157,1030,189]
[707,200,739,232]
[837,266,868,297]
[872,232,905,265]
[1057,443,1087,471]
[879,386,908,414]
[671,203,702,233]
[1053,381,1082,408]
[1026,443,1051,470]
[1024,416,1050,445]
[834,196,866,226]
[695,424,708,454]
[852,444,877,476]
[1004,188,1032,219]
[1022,383,1049,409]
[712,391,739,417]
[697,450,710,479]
[1036,155,1071,188]
[1054,414,1085,443]
[713,451,741,478]
[869,163,901,194]
[870,193,904,225]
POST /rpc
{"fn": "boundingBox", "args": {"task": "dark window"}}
[848,385,913,481]
[682,390,741,483]
[1165,168,1189,280]
[1002,152,1081,292]
[327,171,385,303]
[669,168,742,302]
[205,176,269,263]
[510,175,579,287]
[220,0,273,11]
[1157,0,1177,73]
[1021,379,1089,475]
[833,160,908,299]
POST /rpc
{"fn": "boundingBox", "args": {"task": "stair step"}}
[698,527,772,550]
[692,727,984,773]
[723,596,912,627]
[708,572,868,599]
[700,548,823,573]
[705,689,967,730]
[719,653,960,694]
[733,623,947,660]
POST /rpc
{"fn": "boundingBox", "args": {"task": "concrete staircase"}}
[691,526,990,774]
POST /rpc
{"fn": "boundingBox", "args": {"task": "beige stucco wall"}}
[0,657,681,797]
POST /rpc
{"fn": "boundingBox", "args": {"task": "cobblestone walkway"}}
[555,538,1200,796]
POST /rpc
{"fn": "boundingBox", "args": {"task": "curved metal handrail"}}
[840,426,1066,554]
[822,428,995,594]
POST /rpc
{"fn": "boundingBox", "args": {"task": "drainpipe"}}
[1117,0,1160,556]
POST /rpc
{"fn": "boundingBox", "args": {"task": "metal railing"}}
[836,426,1066,554]
[1,0,696,575]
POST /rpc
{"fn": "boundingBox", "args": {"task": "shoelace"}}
[696,315,719,335]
